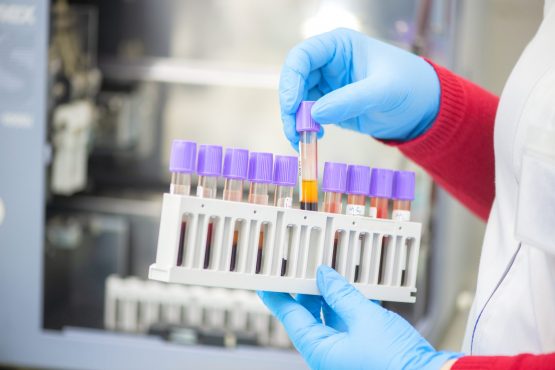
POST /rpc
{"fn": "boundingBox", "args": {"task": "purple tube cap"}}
[322,162,348,193]
[248,152,273,184]
[197,144,223,177]
[392,170,416,200]
[296,101,321,132]
[369,168,395,198]
[346,165,371,195]
[273,155,298,187]
[223,148,249,180]
[169,140,197,173]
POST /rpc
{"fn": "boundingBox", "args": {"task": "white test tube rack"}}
[104,276,291,348]
[149,194,422,303]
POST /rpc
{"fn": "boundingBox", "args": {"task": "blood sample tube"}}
[345,165,371,281]
[296,101,321,211]
[222,148,249,271]
[222,148,248,202]
[345,165,371,216]
[169,140,197,267]
[391,170,415,221]
[322,162,348,269]
[169,140,197,195]
[272,155,298,275]
[196,144,223,269]
[368,168,394,219]
[247,152,273,273]
[273,155,297,208]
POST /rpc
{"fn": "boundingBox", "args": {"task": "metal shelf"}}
[100,57,280,89]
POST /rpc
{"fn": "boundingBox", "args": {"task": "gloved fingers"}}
[319,30,353,89]
[279,64,306,119]
[296,294,323,323]
[306,87,323,102]
[335,117,362,133]
[317,76,333,96]
[317,265,385,329]
[306,69,322,91]
[257,291,336,353]
[312,77,393,125]
[281,113,299,149]
[322,300,348,332]
[280,31,351,115]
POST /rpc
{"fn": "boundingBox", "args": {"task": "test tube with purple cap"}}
[169,140,197,267]
[197,144,223,269]
[247,152,273,273]
[322,162,348,269]
[273,155,298,275]
[222,148,249,271]
[369,168,394,219]
[296,101,320,211]
[392,171,415,221]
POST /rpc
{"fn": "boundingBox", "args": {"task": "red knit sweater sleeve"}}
[390,61,498,221]
[453,353,555,369]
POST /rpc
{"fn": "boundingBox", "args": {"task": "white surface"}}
[149,194,422,303]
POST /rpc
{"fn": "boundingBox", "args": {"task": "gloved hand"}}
[279,28,440,148]
[258,265,462,370]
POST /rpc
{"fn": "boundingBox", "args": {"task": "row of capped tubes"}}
[176,209,416,288]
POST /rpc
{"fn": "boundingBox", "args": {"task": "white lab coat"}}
[462,0,555,354]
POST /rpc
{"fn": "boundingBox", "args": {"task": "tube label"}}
[369,207,377,218]
[392,210,411,222]
[346,204,365,216]
[196,186,204,197]
[281,197,293,208]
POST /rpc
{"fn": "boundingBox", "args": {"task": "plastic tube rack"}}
[105,275,291,348]
[149,194,422,303]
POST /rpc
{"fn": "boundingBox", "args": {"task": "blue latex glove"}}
[280,28,440,148]
[258,266,462,370]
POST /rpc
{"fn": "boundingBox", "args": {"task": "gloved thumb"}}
[317,265,378,329]
[311,77,389,126]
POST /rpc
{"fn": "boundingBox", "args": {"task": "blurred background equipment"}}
[0,0,544,369]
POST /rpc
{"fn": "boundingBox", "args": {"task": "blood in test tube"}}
[322,162,348,269]
[368,168,394,219]
[345,165,371,281]
[272,155,298,275]
[169,140,197,267]
[296,101,321,211]
[391,170,415,221]
[247,152,273,274]
[392,170,416,286]
[196,144,223,269]
[222,148,249,271]
[369,168,394,285]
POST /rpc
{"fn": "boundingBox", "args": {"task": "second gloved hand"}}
[280,28,440,147]
[258,266,462,370]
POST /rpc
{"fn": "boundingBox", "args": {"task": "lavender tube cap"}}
[273,155,298,187]
[346,165,371,195]
[369,168,394,198]
[197,144,223,177]
[169,140,197,173]
[296,101,321,132]
[248,152,273,184]
[223,148,249,180]
[392,170,416,200]
[322,162,348,193]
